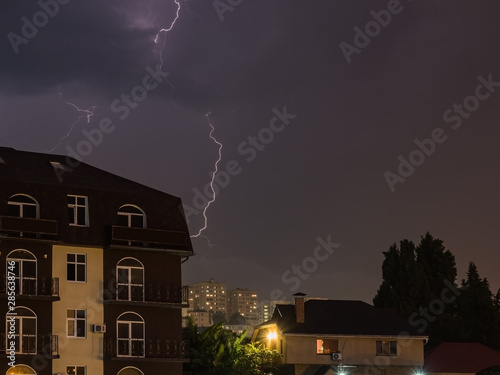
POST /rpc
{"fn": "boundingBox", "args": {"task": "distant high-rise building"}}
[227,288,259,325]
[184,278,227,326]
[257,299,291,324]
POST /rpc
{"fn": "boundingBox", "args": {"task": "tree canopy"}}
[373,233,500,350]
[183,317,279,375]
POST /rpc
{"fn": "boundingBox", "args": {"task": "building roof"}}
[269,299,426,337]
[0,147,193,251]
[0,146,178,196]
[424,343,500,373]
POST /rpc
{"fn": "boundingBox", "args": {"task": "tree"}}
[373,233,458,348]
[451,262,500,350]
[212,311,226,325]
[183,317,279,375]
[373,233,457,318]
[373,234,500,351]
[229,312,247,325]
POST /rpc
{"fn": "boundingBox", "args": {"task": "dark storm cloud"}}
[0,0,158,95]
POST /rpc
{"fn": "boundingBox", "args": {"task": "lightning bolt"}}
[190,112,223,239]
[147,1,223,241]
[45,87,96,153]
[147,0,181,104]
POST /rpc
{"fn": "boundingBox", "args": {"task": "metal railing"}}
[0,276,59,297]
[0,334,58,356]
[104,338,188,359]
[111,284,188,305]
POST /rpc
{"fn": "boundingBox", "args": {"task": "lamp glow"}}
[267,331,277,340]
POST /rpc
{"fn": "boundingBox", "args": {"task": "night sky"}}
[1,0,499,304]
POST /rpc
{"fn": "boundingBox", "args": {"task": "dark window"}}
[117,205,146,228]
[116,258,144,301]
[67,253,86,282]
[67,195,88,226]
[66,366,86,375]
[67,309,86,338]
[6,250,37,295]
[376,340,398,356]
[7,195,38,218]
[117,313,144,357]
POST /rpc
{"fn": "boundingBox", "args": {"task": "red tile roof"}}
[425,343,500,373]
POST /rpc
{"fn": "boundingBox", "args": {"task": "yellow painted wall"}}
[285,335,424,367]
[52,245,104,375]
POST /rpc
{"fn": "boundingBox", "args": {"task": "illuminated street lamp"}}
[267,331,277,340]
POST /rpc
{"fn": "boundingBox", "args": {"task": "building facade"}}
[189,279,226,316]
[0,147,193,375]
[183,279,226,327]
[227,288,258,325]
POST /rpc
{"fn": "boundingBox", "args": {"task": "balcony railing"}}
[0,334,58,356]
[0,216,57,238]
[110,225,188,248]
[104,338,188,359]
[108,284,188,305]
[0,276,59,297]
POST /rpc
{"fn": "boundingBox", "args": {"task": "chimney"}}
[294,292,307,323]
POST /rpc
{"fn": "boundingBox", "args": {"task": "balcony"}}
[0,276,59,301]
[104,338,188,361]
[0,216,57,239]
[110,225,189,250]
[0,334,59,357]
[106,284,188,307]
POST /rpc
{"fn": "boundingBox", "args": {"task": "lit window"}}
[317,339,339,354]
[68,195,89,226]
[67,253,86,282]
[67,309,86,338]
[67,366,86,375]
[376,340,397,356]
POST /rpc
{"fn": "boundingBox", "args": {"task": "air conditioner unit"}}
[91,324,106,333]
[331,352,342,361]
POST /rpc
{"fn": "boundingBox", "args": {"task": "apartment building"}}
[0,147,193,375]
[227,288,259,325]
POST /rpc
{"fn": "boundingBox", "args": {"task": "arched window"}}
[117,205,146,228]
[117,312,144,358]
[117,367,144,375]
[7,194,39,219]
[6,250,37,295]
[6,364,37,374]
[116,258,144,302]
[5,307,37,354]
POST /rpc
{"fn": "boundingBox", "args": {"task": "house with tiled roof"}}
[424,342,500,375]
[251,293,428,375]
